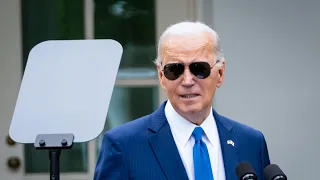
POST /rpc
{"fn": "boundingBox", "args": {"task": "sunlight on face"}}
[162,33,214,64]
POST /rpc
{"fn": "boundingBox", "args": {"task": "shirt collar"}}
[200,108,216,147]
[165,100,216,147]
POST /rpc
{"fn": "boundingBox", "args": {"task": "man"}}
[94,21,270,180]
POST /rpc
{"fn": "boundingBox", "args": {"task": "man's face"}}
[157,32,225,117]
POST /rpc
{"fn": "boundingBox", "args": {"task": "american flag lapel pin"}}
[227,140,235,147]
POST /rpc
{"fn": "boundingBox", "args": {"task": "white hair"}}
[155,21,223,65]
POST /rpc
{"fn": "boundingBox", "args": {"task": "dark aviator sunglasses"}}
[162,60,220,80]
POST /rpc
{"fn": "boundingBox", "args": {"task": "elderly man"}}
[94,21,270,180]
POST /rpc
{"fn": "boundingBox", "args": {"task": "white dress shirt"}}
[165,100,226,180]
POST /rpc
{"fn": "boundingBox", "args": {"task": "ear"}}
[157,64,167,91]
[216,59,226,88]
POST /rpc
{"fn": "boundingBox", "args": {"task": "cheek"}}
[201,78,217,97]
[163,79,180,93]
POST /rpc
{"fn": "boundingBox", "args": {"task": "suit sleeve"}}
[94,132,129,180]
[260,132,271,178]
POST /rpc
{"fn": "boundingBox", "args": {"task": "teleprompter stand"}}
[9,40,123,180]
[34,134,74,180]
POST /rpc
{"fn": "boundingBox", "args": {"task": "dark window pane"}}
[21,0,84,70]
[96,87,158,153]
[24,144,87,173]
[94,0,157,79]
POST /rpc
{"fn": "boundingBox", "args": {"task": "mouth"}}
[180,94,200,99]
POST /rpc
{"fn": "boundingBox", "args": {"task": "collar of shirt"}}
[165,100,216,148]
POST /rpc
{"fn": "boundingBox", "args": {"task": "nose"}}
[181,68,195,87]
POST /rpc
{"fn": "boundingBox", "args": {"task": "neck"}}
[178,107,211,125]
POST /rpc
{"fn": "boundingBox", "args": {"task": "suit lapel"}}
[148,102,240,179]
[213,109,239,180]
[148,102,189,180]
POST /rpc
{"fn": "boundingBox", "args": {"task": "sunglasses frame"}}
[161,60,220,81]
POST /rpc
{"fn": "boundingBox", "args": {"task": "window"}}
[21,0,158,175]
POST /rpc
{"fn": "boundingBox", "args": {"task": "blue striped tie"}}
[192,127,214,180]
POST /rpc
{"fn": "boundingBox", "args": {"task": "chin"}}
[179,103,203,114]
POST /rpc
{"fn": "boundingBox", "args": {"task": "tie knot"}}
[192,127,204,141]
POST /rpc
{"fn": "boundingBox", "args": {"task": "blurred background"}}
[0,0,319,179]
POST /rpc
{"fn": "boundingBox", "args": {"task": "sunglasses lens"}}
[163,63,184,80]
[189,62,211,79]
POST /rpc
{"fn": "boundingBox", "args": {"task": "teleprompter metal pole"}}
[34,134,74,180]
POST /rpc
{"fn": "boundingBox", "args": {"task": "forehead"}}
[161,32,215,64]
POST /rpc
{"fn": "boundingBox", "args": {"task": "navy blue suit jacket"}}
[94,101,270,180]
